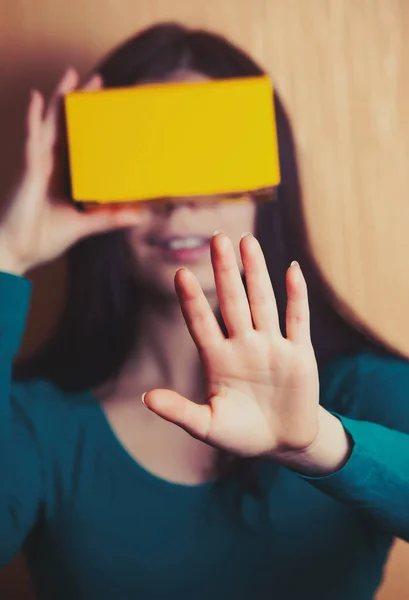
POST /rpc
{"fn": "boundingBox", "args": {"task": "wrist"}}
[272,408,353,477]
[0,243,28,276]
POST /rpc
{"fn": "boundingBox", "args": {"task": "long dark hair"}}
[15,22,271,390]
[15,23,386,505]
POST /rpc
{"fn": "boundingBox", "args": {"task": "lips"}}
[149,235,212,249]
[148,235,212,263]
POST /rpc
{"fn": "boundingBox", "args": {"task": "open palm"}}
[143,231,320,459]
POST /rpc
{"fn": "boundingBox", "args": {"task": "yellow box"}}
[64,75,280,203]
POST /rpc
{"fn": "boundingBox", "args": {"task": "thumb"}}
[142,389,212,442]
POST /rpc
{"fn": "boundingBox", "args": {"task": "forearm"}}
[0,271,42,564]
[274,408,409,541]
[0,232,29,276]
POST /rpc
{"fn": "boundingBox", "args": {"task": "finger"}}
[25,90,45,171]
[81,73,104,91]
[45,68,79,121]
[240,233,280,333]
[43,68,79,147]
[54,203,146,241]
[285,262,311,344]
[211,231,253,337]
[142,390,212,442]
[174,267,226,352]
[79,206,148,236]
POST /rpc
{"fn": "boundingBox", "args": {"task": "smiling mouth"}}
[148,235,212,250]
[147,235,212,263]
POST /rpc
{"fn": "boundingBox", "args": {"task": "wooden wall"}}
[0,1,408,597]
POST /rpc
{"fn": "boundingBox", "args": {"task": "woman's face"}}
[127,196,256,296]
[126,70,257,297]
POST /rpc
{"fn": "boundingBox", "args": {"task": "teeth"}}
[165,237,208,250]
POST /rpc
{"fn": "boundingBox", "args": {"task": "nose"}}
[153,197,217,214]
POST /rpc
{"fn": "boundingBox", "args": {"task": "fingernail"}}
[291,261,299,268]
[241,232,253,239]
[213,229,224,236]
[141,392,147,405]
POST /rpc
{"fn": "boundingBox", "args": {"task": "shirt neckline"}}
[84,388,218,498]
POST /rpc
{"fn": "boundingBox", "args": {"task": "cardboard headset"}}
[64,75,281,206]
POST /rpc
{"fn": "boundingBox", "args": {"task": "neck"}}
[112,289,220,402]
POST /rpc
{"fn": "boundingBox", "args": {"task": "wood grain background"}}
[0,1,408,597]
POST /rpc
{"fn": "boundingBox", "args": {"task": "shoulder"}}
[320,350,409,394]
[10,377,96,440]
[9,379,103,509]
[321,350,409,387]
[320,351,409,429]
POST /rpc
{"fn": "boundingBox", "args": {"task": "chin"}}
[188,263,217,291]
[148,265,217,300]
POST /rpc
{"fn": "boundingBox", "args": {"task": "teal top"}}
[1,271,409,600]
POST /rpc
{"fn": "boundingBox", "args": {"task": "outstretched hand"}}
[142,231,329,465]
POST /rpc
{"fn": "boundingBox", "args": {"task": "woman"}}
[1,22,409,600]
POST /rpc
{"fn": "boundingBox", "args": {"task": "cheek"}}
[124,228,152,274]
[125,229,142,257]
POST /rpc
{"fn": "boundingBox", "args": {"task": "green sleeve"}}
[0,271,44,565]
[303,353,409,541]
